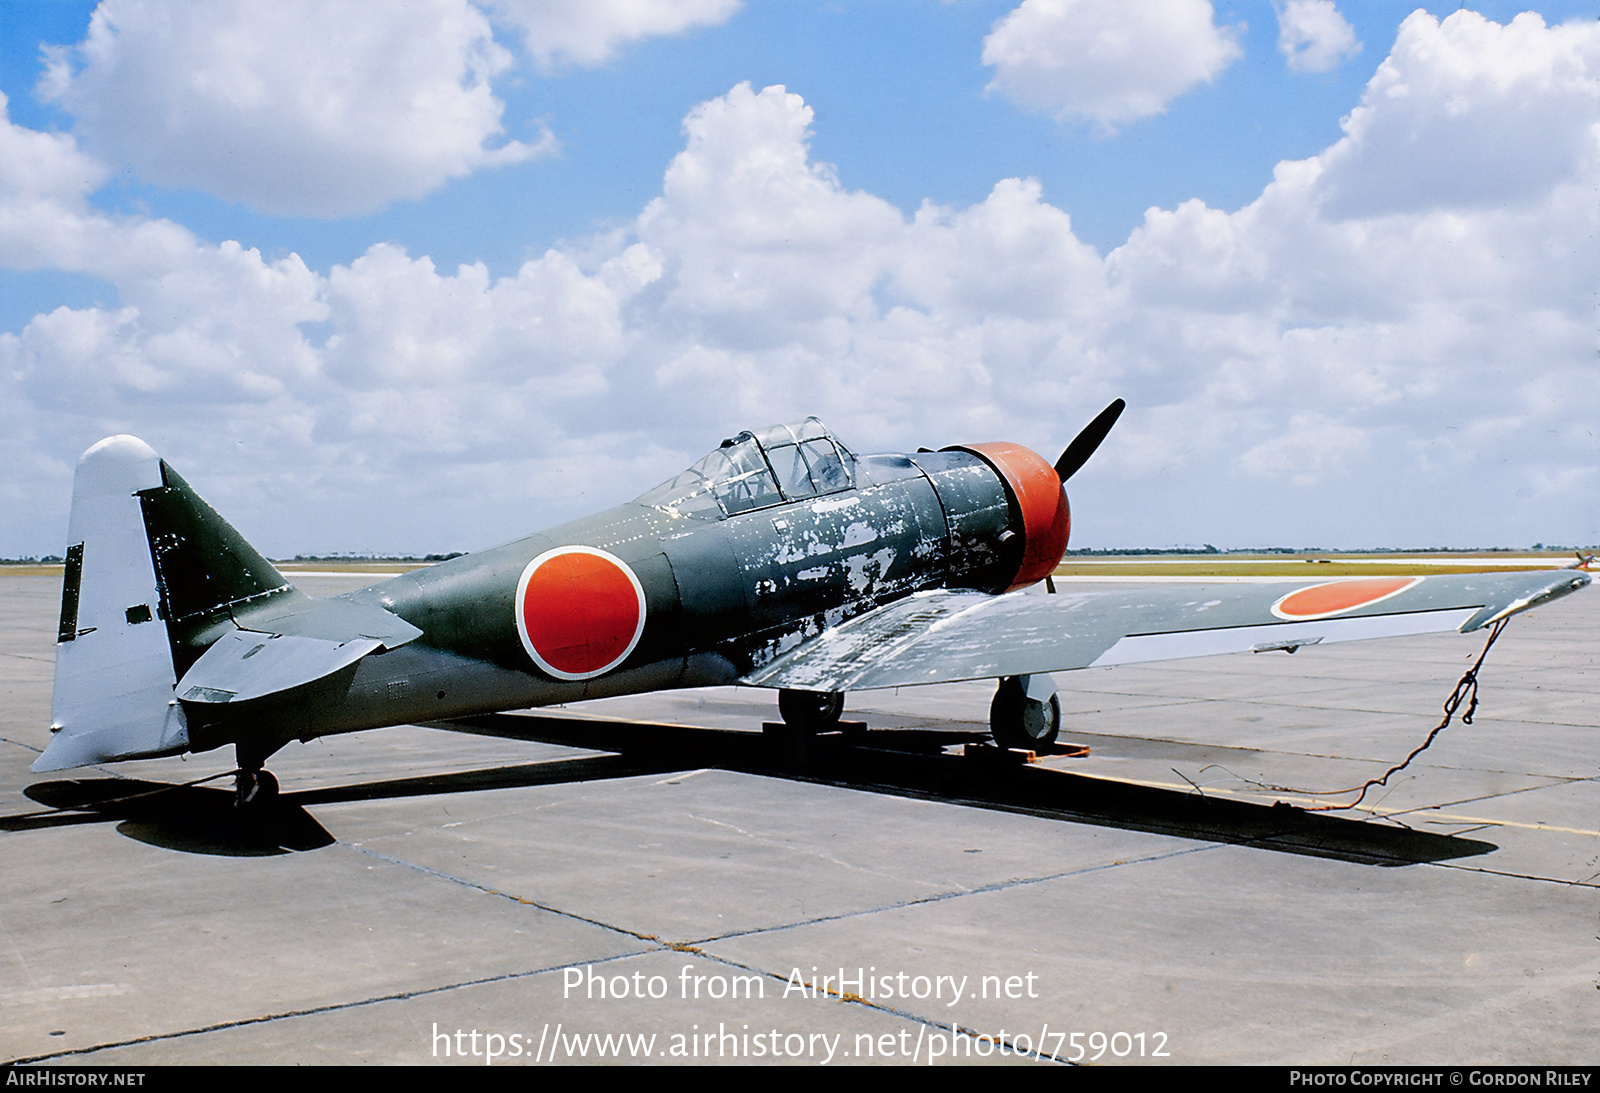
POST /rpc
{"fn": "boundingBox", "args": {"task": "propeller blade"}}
[1054,398,1125,482]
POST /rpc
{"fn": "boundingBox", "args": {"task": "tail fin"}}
[35,436,291,772]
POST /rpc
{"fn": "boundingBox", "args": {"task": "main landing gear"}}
[990,674,1060,751]
[777,688,845,730]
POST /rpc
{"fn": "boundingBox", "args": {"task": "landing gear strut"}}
[990,674,1060,751]
[778,688,845,730]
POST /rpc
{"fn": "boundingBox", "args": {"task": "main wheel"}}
[990,676,1061,751]
[778,689,845,730]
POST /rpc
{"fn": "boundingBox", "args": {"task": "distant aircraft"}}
[35,402,1590,804]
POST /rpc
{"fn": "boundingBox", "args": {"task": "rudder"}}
[35,436,291,772]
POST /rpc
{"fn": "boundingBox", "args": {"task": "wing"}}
[742,569,1591,692]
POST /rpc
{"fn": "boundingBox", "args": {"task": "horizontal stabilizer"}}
[37,434,427,769]
[177,630,384,705]
[231,590,424,647]
[178,591,423,704]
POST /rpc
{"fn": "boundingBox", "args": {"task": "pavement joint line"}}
[10,966,1072,1068]
[1376,764,1589,780]
[10,838,1097,1065]
[1426,862,1600,889]
[694,843,1222,946]
[1075,768,1600,832]
[1094,773,1600,837]
[12,904,1096,1067]
[1374,779,1600,825]
[633,946,1069,1064]
[4,951,657,1066]
[1303,802,1600,838]
[347,836,1217,956]
[342,842,663,944]
[1243,707,1600,732]
[599,945,1069,1063]
[1054,729,1545,768]
[712,950,1072,1065]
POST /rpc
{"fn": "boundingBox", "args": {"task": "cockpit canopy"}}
[638,418,856,519]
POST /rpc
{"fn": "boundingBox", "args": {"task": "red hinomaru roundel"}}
[514,547,647,681]
[1271,576,1422,621]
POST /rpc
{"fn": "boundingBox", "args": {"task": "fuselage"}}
[183,422,1071,758]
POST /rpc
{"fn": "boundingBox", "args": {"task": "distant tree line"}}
[1063,544,1592,556]
[7,544,1592,566]
[283,553,468,563]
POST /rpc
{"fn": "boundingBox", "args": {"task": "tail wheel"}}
[778,689,845,730]
[235,769,278,808]
[990,676,1060,751]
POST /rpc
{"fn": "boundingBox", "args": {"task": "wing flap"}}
[744,569,1590,692]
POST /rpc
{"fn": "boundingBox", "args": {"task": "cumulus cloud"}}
[488,0,740,69]
[0,93,327,389]
[1237,413,1370,486]
[0,93,106,209]
[38,0,548,218]
[983,0,1242,128]
[1315,11,1600,218]
[0,91,110,271]
[1102,9,1598,530]
[4,9,1599,554]
[638,85,905,346]
[1276,0,1360,74]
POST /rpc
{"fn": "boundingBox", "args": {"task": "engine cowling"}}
[951,442,1071,591]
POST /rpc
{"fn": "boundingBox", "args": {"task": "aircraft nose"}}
[950,441,1071,590]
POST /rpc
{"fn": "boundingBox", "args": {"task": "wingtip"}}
[1459,569,1592,632]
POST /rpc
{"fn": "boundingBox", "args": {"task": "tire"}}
[236,769,278,807]
[990,677,1061,750]
[778,689,845,729]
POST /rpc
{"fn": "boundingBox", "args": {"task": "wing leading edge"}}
[743,569,1591,693]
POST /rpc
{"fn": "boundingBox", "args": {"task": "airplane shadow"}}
[433,713,1498,868]
[12,716,1496,866]
[17,779,336,856]
[12,753,668,856]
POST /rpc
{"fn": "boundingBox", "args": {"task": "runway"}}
[2,571,1596,1065]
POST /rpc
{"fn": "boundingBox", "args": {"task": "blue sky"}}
[0,1,1458,276]
[1,1,1596,556]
